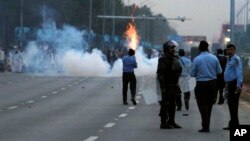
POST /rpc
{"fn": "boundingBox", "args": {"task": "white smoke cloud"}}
[22,22,159,77]
[61,49,110,76]
[134,47,158,76]
[22,41,40,68]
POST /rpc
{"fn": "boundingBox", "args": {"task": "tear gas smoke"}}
[21,22,158,77]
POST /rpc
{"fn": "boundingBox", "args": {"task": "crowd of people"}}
[0,44,55,73]
[122,40,245,133]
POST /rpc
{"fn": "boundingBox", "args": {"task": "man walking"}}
[122,49,137,105]
[157,40,182,129]
[223,44,243,130]
[214,49,227,104]
[191,41,222,132]
[176,49,192,111]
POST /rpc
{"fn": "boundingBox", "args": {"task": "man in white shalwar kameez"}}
[176,49,192,111]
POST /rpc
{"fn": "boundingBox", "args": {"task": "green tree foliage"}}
[0,0,177,47]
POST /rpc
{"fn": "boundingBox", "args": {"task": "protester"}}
[177,49,192,111]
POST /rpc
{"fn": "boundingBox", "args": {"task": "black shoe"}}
[199,129,210,132]
[223,127,230,130]
[160,123,174,129]
[123,102,128,105]
[131,99,137,105]
[169,123,182,129]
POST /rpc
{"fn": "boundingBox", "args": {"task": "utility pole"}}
[88,0,93,49]
[246,0,249,30]
[20,0,24,48]
[102,0,106,36]
[102,0,106,50]
[112,0,115,37]
[43,1,46,29]
[230,0,235,43]
[89,0,93,32]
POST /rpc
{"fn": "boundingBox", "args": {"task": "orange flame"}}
[124,22,140,50]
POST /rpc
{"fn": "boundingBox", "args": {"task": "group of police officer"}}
[121,40,243,133]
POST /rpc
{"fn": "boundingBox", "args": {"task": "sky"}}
[124,0,231,42]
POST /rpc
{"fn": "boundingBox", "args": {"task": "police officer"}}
[191,41,222,132]
[157,40,182,129]
[223,44,243,130]
[122,49,137,105]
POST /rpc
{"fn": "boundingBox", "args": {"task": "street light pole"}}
[246,0,249,29]
[102,0,106,50]
[230,0,235,43]
[20,0,24,48]
[102,0,106,36]
[43,1,46,29]
[112,0,115,38]
[89,0,93,32]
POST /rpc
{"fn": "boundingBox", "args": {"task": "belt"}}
[226,79,237,85]
[196,79,216,85]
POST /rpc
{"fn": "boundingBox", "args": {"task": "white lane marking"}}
[75,82,79,85]
[136,96,141,99]
[52,91,58,94]
[84,136,99,141]
[8,106,18,110]
[26,100,34,104]
[104,123,116,128]
[68,85,73,87]
[41,96,47,99]
[114,118,119,121]
[61,87,66,90]
[8,82,12,84]
[128,106,136,110]
[98,130,104,132]
[0,110,3,112]
[136,101,140,104]
[118,113,128,118]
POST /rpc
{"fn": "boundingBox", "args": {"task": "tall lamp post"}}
[89,0,92,33]
[20,0,24,48]
[230,0,235,44]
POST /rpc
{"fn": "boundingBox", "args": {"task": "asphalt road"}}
[0,73,250,141]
